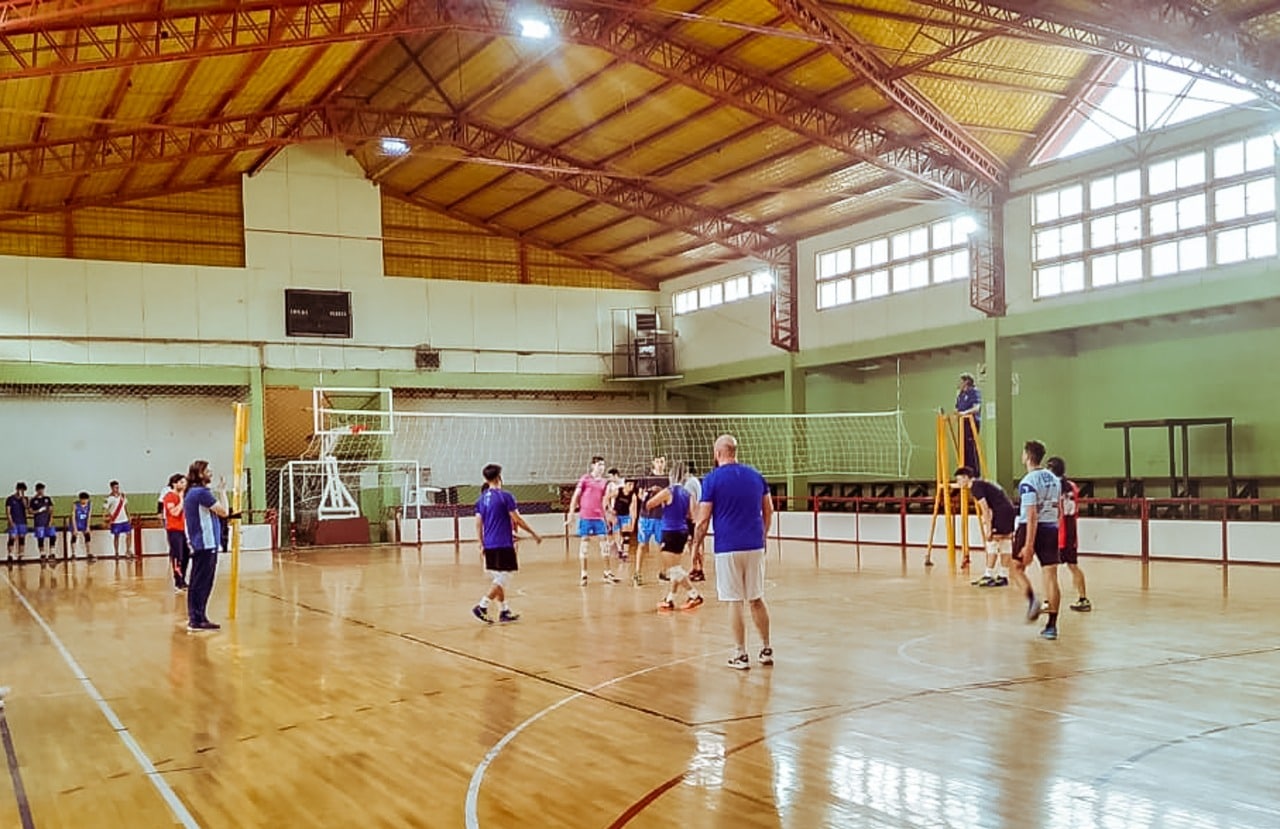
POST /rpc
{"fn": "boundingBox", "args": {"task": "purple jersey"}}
[476,488,519,549]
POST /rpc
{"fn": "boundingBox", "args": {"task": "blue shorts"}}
[110,522,132,536]
[35,525,56,540]
[615,515,631,530]
[638,517,663,545]
[578,518,608,537]
[7,524,27,537]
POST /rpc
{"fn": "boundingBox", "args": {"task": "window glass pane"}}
[871,269,889,297]
[1248,221,1277,258]
[1092,253,1117,286]
[910,227,929,256]
[836,248,852,274]
[1178,193,1206,229]
[723,279,740,302]
[911,259,929,288]
[952,250,969,281]
[892,264,912,292]
[1117,208,1142,244]
[818,281,838,309]
[1036,265,1061,297]
[1150,201,1177,234]
[933,253,953,283]
[1180,236,1207,271]
[818,251,837,279]
[1149,159,1177,194]
[1151,241,1179,276]
[1246,177,1275,215]
[1176,152,1205,189]
[1059,185,1083,217]
[1091,215,1116,248]
[1115,170,1141,203]
[870,238,889,265]
[752,270,773,295]
[892,231,912,260]
[1061,222,1084,255]
[1215,141,1245,178]
[1216,184,1246,222]
[854,273,873,301]
[1245,136,1274,172]
[1117,248,1143,282]
[699,283,722,306]
[1061,261,1085,293]
[1035,227,1061,260]
[836,278,853,305]
[1090,175,1116,210]
[1217,227,1247,264]
[854,243,872,270]
[674,291,694,314]
[1035,191,1059,223]
[931,220,953,250]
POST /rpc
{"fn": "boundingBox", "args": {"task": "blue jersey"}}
[476,488,518,550]
[184,486,221,551]
[30,495,53,527]
[5,495,27,524]
[700,463,769,554]
[661,485,691,533]
[73,502,91,531]
[956,386,982,428]
[1017,468,1061,528]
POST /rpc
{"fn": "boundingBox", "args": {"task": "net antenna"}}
[312,388,394,520]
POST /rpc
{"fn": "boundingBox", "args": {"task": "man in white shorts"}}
[693,435,774,670]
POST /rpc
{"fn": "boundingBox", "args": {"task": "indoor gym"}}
[1,2,1280,828]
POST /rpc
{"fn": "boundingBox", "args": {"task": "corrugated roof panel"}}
[722,27,823,76]
[517,64,667,147]
[911,75,1057,140]
[603,107,762,177]
[171,155,233,188]
[44,69,128,141]
[281,43,369,106]
[652,126,809,186]
[529,203,638,242]
[442,40,528,108]
[825,85,891,117]
[1244,10,1280,38]
[695,145,848,204]
[166,54,258,123]
[669,0,784,50]
[113,64,184,122]
[410,161,507,207]
[475,49,619,126]
[23,177,76,211]
[0,77,51,144]
[601,226,705,261]
[122,161,182,192]
[454,176,562,220]
[70,168,129,200]
[223,46,317,114]
[556,86,716,164]
[778,51,863,97]
[0,182,26,212]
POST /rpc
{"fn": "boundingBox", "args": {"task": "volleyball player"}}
[473,463,542,624]
[104,480,131,557]
[604,469,636,565]
[1012,440,1062,640]
[567,456,617,585]
[69,491,93,560]
[6,482,28,562]
[645,463,703,612]
[634,456,668,586]
[1047,456,1090,612]
[163,473,191,591]
[683,463,706,582]
[954,467,1015,587]
[30,483,55,562]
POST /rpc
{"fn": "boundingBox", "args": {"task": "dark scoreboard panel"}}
[285,289,352,338]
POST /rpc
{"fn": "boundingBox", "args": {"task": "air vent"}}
[415,346,441,370]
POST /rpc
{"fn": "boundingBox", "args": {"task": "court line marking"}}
[463,650,713,829]
[0,693,35,829]
[2,573,201,829]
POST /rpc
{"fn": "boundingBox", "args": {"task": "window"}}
[673,268,775,316]
[751,270,773,295]
[816,215,976,309]
[723,275,750,302]
[1032,132,1278,299]
[674,290,697,314]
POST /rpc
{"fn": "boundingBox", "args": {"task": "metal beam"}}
[771,243,799,352]
[773,0,1006,187]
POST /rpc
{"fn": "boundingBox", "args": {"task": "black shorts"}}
[660,531,688,555]
[686,519,695,537]
[1013,524,1060,566]
[991,511,1015,537]
[483,546,518,572]
[1059,521,1078,564]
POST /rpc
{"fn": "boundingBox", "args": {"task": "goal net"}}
[308,388,913,489]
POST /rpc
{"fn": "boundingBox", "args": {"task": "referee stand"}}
[925,412,985,570]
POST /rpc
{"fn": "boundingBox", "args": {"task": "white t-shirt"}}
[105,493,130,526]
[683,476,702,504]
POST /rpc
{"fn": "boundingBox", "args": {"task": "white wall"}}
[0,142,655,373]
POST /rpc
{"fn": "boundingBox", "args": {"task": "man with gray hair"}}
[693,434,773,669]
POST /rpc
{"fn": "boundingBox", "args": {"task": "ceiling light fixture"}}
[954,214,980,236]
[380,137,410,156]
[518,17,552,40]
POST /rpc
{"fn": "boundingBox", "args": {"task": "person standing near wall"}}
[163,473,191,592]
[693,435,774,670]
[104,480,131,557]
[6,482,29,563]
[70,491,93,561]
[30,483,55,563]
[183,461,229,632]
[956,373,983,473]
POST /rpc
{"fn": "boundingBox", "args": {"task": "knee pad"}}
[985,539,1000,557]
[668,565,686,582]
[490,571,510,588]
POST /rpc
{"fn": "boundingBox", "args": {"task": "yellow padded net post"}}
[228,402,249,620]
[925,412,985,569]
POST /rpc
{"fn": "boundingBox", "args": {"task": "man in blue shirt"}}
[30,483,55,562]
[956,373,983,472]
[1013,440,1063,640]
[693,435,774,670]
[6,482,29,563]
[474,464,542,624]
[183,460,230,632]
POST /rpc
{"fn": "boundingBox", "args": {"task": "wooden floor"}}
[2,541,1278,829]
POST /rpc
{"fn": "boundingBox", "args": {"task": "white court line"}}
[2,573,201,829]
[464,651,712,829]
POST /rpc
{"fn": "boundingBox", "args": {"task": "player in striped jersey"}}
[1047,456,1090,612]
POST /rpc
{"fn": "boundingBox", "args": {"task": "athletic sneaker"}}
[632,573,644,587]
[1040,625,1058,640]
[1026,593,1042,623]
[498,609,520,623]
[689,569,705,582]
[727,653,750,670]
[972,575,996,586]
[758,647,774,666]
[579,573,588,587]
[988,576,1009,587]
[924,558,935,567]
[187,621,221,632]
[472,604,493,624]
[1070,597,1092,612]
[656,599,676,612]
[681,595,704,611]
[603,572,621,584]
[658,570,670,581]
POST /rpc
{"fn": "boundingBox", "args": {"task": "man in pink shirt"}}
[567,456,618,585]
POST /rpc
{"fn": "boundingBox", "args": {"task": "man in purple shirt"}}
[473,464,542,624]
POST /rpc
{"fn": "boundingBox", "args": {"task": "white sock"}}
[479,597,491,608]
[984,568,995,578]
[997,566,1008,577]
[688,588,699,599]
[501,601,510,612]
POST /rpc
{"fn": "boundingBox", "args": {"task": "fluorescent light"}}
[954,214,980,236]
[518,17,552,39]
[380,137,410,156]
